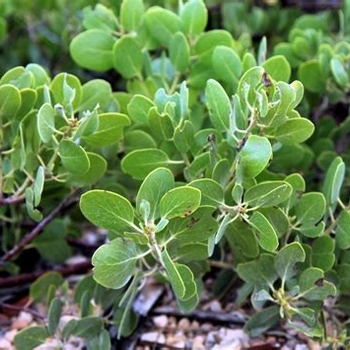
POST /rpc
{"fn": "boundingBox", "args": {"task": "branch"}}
[0,190,79,265]
[0,260,91,288]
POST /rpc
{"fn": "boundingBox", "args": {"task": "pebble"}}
[0,338,13,350]
[11,311,33,330]
[178,318,190,330]
[152,315,168,328]
[140,331,166,344]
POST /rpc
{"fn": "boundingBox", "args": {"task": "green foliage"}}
[2,0,350,346]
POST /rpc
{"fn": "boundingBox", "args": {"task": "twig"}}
[0,260,91,289]
[151,306,247,325]
[0,190,79,265]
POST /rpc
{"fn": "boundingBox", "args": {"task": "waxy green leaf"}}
[274,242,305,283]
[245,181,293,208]
[82,113,130,147]
[237,254,278,287]
[92,239,138,289]
[238,135,272,179]
[144,7,181,46]
[161,248,196,301]
[331,56,349,88]
[37,103,55,143]
[189,179,224,207]
[0,84,21,120]
[299,267,336,300]
[336,210,350,249]
[80,190,135,233]
[205,79,231,132]
[70,29,115,72]
[248,211,279,252]
[322,156,345,207]
[262,55,291,82]
[294,192,326,226]
[170,32,190,73]
[212,46,242,84]
[14,327,49,350]
[121,149,172,180]
[136,167,174,220]
[120,0,144,32]
[180,0,207,35]
[159,186,201,219]
[113,36,143,79]
[59,140,90,174]
[275,118,314,144]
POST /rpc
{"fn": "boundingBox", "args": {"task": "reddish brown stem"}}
[0,191,79,265]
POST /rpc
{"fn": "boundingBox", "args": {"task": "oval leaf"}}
[70,29,114,72]
[121,149,171,180]
[80,190,135,233]
[238,135,272,179]
[37,103,55,143]
[59,139,90,174]
[205,79,231,132]
[159,186,201,219]
[275,118,314,144]
[113,35,144,79]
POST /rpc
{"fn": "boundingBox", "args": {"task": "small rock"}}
[11,311,33,329]
[209,300,222,312]
[140,331,166,344]
[0,337,13,350]
[178,318,190,330]
[153,315,168,328]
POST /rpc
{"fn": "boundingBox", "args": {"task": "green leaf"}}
[59,139,90,174]
[30,272,64,304]
[311,236,335,271]
[236,254,278,287]
[127,94,155,126]
[298,60,325,93]
[50,73,82,112]
[68,153,107,187]
[92,238,138,289]
[33,166,45,207]
[205,79,231,132]
[237,135,272,179]
[244,306,280,337]
[189,178,224,207]
[48,298,62,335]
[258,207,289,238]
[74,109,99,140]
[322,156,345,207]
[173,120,195,153]
[37,103,55,143]
[262,55,291,82]
[248,211,279,252]
[144,7,181,46]
[83,4,119,32]
[78,79,112,112]
[161,248,196,301]
[120,0,144,32]
[0,84,21,120]
[244,181,293,208]
[121,149,171,180]
[212,46,242,84]
[70,29,115,72]
[274,242,305,283]
[331,56,349,88]
[68,317,104,338]
[159,186,201,219]
[113,306,139,338]
[299,267,336,300]
[113,35,143,79]
[275,118,314,144]
[294,192,326,226]
[86,330,111,350]
[82,113,130,147]
[169,32,190,73]
[80,190,135,233]
[180,0,207,35]
[136,167,174,220]
[14,326,49,350]
[336,210,350,249]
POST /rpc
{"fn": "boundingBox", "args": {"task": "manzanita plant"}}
[1,0,350,348]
